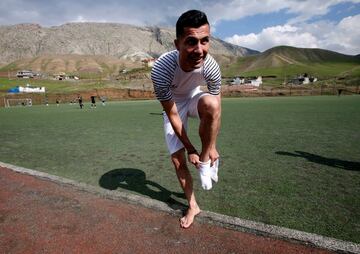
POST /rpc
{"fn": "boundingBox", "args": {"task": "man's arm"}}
[161,100,200,166]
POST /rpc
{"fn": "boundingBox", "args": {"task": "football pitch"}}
[0,95,359,243]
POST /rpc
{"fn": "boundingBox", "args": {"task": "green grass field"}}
[0,96,359,243]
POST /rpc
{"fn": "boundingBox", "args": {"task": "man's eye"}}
[201,37,209,44]
[186,38,198,46]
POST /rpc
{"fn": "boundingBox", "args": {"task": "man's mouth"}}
[190,56,203,63]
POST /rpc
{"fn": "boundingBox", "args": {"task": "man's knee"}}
[198,95,220,119]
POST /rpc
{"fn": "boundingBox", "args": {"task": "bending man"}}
[151,10,221,228]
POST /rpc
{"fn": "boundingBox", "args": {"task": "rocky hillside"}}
[0,22,258,66]
[1,54,144,76]
[222,45,360,79]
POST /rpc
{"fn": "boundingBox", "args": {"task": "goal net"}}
[5,98,32,107]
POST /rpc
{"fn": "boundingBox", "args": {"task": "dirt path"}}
[0,166,335,254]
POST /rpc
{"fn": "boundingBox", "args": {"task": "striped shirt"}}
[151,50,221,102]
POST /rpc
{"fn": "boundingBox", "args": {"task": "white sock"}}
[199,160,212,190]
[211,159,219,183]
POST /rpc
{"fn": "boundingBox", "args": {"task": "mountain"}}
[1,54,144,76]
[249,46,359,68]
[222,45,360,78]
[0,22,257,68]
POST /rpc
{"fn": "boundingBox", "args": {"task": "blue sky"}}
[0,0,359,55]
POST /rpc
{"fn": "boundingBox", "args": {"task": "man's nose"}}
[194,42,203,54]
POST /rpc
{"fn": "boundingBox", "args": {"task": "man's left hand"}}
[209,148,219,167]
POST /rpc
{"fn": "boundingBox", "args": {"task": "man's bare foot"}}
[180,205,201,228]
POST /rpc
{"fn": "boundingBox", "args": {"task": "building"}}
[53,72,67,80]
[290,73,317,85]
[250,76,262,87]
[230,77,245,85]
[229,76,262,87]
[53,72,79,81]
[16,70,35,78]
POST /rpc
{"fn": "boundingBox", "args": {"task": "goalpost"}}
[5,98,32,108]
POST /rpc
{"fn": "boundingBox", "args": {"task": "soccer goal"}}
[5,98,32,107]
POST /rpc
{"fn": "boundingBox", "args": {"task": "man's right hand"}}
[188,152,200,168]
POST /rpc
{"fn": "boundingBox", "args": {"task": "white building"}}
[250,76,262,87]
[16,70,35,78]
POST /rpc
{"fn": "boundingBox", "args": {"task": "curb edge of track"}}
[1,161,359,254]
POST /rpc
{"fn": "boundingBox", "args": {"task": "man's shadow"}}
[99,168,186,210]
[275,151,360,171]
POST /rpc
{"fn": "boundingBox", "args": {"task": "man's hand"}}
[209,148,219,167]
[188,151,200,168]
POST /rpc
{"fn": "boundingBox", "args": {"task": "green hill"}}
[222,46,360,84]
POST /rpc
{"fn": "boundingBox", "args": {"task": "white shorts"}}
[163,92,209,155]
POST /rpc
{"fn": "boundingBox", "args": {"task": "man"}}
[100,96,106,106]
[78,95,83,109]
[151,10,221,228]
[91,95,96,108]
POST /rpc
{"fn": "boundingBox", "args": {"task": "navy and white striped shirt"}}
[151,50,221,102]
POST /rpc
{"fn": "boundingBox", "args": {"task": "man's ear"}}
[174,39,180,50]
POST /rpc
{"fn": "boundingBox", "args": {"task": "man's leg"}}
[198,95,221,163]
[171,148,201,228]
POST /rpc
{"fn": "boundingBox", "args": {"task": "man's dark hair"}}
[176,10,209,38]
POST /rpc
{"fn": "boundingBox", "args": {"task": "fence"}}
[221,85,359,97]
[0,85,359,107]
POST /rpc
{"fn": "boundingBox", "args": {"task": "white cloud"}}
[205,0,360,25]
[73,16,87,23]
[0,0,351,28]
[225,24,318,52]
[321,14,360,54]
[208,0,360,55]
[205,0,293,26]
[225,14,360,55]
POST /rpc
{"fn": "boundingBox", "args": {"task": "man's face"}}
[175,24,210,72]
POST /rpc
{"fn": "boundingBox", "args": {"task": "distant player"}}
[78,95,83,109]
[101,96,106,106]
[91,96,96,108]
[151,10,221,228]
